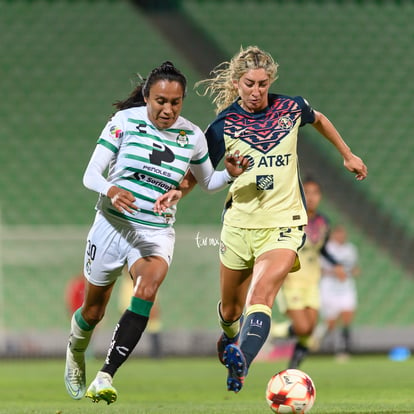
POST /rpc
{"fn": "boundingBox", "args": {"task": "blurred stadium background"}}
[1,0,413,357]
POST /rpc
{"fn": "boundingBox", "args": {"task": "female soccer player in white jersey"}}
[319,224,360,360]
[64,61,248,404]
[158,46,367,393]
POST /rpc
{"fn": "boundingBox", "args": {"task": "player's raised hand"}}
[333,264,347,282]
[224,150,250,178]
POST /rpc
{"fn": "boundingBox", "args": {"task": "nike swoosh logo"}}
[247,333,262,338]
[234,128,247,138]
[65,376,82,397]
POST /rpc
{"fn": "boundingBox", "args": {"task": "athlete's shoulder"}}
[112,106,146,120]
[268,93,309,109]
[269,94,315,124]
[104,107,146,131]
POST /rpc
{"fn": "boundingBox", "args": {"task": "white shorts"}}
[319,277,357,320]
[84,212,175,286]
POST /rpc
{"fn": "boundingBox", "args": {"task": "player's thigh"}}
[248,249,297,307]
[128,227,175,300]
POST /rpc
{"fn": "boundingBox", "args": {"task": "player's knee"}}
[294,324,313,337]
[82,307,105,326]
[135,284,159,302]
[221,305,243,322]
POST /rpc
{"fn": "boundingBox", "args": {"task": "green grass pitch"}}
[0,355,413,413]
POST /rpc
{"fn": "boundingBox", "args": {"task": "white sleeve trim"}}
[82,144,114,196]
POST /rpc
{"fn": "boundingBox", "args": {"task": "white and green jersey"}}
[91,106,211,228]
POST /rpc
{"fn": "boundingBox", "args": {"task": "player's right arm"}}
[311,110,367,181]
[83,144,139,214]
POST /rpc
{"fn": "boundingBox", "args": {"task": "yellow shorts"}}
[219,224,305,271]
[276,285,320,313]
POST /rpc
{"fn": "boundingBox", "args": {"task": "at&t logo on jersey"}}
[256,175,274,190]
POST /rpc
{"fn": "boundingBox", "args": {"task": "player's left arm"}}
[311,110,368,181]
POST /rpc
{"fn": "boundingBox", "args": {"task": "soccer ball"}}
[265,369,316,413]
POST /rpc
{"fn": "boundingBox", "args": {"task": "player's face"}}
[145,80,184,129]
[332,226,347,244]
[304,181,322,214]
[233,68,270,113]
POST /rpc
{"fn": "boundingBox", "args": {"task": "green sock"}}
[128,296,153,317]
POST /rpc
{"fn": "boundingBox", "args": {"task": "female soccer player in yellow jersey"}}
[156,46,367,393]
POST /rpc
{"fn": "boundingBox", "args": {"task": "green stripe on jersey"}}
[123,153,150,164]
[166,128,195,135]
[127,118,195,135]
[126,135,195,151]
[127,130,163,142]
[97,139,118,153]
[174,153,191,162]
[190,152,209,164]
[126,141,155,152]
[106,208,171,228]
[117,185,156,203]
[127,118,147,126]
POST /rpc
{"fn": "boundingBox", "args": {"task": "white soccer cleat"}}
[85,372,118,405]
[64,341,86,400]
